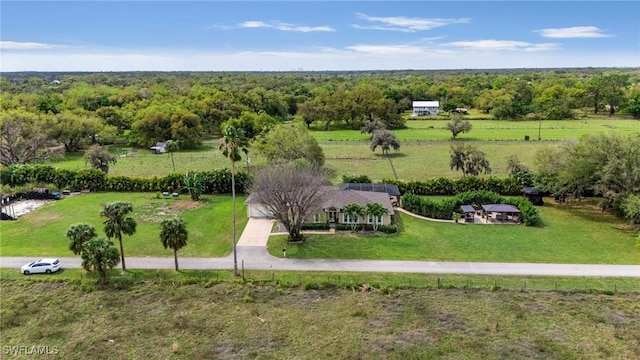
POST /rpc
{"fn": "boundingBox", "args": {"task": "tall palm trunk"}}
[170,153,176,173]
[231,161,239,276]
[118,234,126,271]
[174,249,179,271]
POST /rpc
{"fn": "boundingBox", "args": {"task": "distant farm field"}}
[41,119,638,181]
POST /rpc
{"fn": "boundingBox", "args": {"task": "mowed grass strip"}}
[267,201,639,264]
[0,193,247,257]
[310,119,640,141]
[1,280,638,359]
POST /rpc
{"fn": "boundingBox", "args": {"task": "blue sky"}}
[1,1,639,71]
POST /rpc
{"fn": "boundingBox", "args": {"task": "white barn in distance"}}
[412,101,440,116]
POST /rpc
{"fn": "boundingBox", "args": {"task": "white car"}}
[21,258,61,275]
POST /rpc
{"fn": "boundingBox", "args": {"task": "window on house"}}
[368,215,373,224]
[377,215,382,224]
[314,214,320,223]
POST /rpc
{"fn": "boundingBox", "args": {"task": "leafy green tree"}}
[255,122,325,167]
[84,145,117,173]
[370,129,401,180]
[183,171,205,201]
[66,223,98,255]
[133,104,203,147]
[621,195,640,225]
[49,111,108,152]
[81,237,120,284]
[623,90,640,119]
[445,115,472,139]
[365,203,388,232]
[344,203,365,231]
[160,217,188,271]
[219,125,249,276]
[0,110,60,166]
[222,111,279,139]
[533,84,574,119]
[164,140,179,173]
[450,144,491,177]
[101,202,137,271]
[598,73,630,116]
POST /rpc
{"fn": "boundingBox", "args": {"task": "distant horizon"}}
[2,1,638,71]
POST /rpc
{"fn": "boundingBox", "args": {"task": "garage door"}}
[249,204,270,218]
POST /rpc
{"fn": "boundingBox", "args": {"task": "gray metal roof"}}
[338,183,401,196]
[460,205,476,213]
[481,204,520,213]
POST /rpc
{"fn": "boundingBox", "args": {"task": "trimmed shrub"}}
[301,223,330,230]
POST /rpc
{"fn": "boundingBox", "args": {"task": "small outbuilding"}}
[460,205,476,223]
[481,204,521,223]
[523,187,544,205]
[150,142,166,154]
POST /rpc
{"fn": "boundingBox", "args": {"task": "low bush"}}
[301,223,330,230]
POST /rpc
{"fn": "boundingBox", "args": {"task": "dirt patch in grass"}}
[137,200,202,223]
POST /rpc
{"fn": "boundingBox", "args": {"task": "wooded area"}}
[1,68,639,167]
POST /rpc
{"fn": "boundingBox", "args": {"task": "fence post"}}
[437,277,441,288]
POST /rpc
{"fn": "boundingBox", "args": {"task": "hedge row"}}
[381,176,524,196]
[335,223,398,233]
[0,164,248,194]
[402,190,540,226]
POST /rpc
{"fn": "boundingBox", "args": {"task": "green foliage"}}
[301,223,330,230]
[621,195,640,224]
[445,115,472,139]
[402,190,540,226]
[341,174,372,184]
[83,145,117,173]
[222,111,279,139]
[132,104,203,147]
[182,171,205,201]
[66,223,98,255]
[255,122,324,166]
[159,217,188,271]
[449,144,491,177]
[0,109,60,166]
[80,237,120,284]
[0,164,249,194]
[101,201,137,271]
[344,203,365,231]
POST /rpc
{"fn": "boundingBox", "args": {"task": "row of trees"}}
[66,202,188,283]
[2,69,638,166]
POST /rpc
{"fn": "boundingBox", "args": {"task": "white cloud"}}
[535,26,612,38]
[0,41,53,50]
[354,13,469,32]
[443,40,559,52]
[239,21,271,29]
[236,20,334,32]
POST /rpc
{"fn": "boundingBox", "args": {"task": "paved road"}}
[2,247,639,277]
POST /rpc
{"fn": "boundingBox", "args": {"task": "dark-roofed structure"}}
[339,183,401,206]
[481,204,521,223]
[460,205,476,223]
[245,187,395,226]
[523,187,544,205]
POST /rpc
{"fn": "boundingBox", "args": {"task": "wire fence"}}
[4,270,637,293]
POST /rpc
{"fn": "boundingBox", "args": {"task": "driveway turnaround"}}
[2,251,639,277]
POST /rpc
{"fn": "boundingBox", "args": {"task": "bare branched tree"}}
[249,164,330,242]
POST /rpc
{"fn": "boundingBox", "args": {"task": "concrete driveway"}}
[236,218,275,246]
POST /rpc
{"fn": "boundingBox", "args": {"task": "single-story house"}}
[245,187,395,226]
[412,100,440,116]
[150,142,166,154]
[338,183,401,206]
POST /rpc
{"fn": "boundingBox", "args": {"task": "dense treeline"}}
[2,69,639,165]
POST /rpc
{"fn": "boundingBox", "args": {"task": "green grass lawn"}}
[0,193,247,257]
[267,201,639,264]
[1,279,638,359]
[311,119,640,142]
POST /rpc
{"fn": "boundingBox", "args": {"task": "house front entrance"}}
[328,209,337,223]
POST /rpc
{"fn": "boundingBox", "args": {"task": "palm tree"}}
[66,223,97,255]
[80,237,120,284]
[164,140,179,173]
[183,171,205,201]
[344,203,365,231]
[365,203,388,232]
[370,129,400,180]
[100,202,137,271]
[160,217,188,271]
[219,125,249,276]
